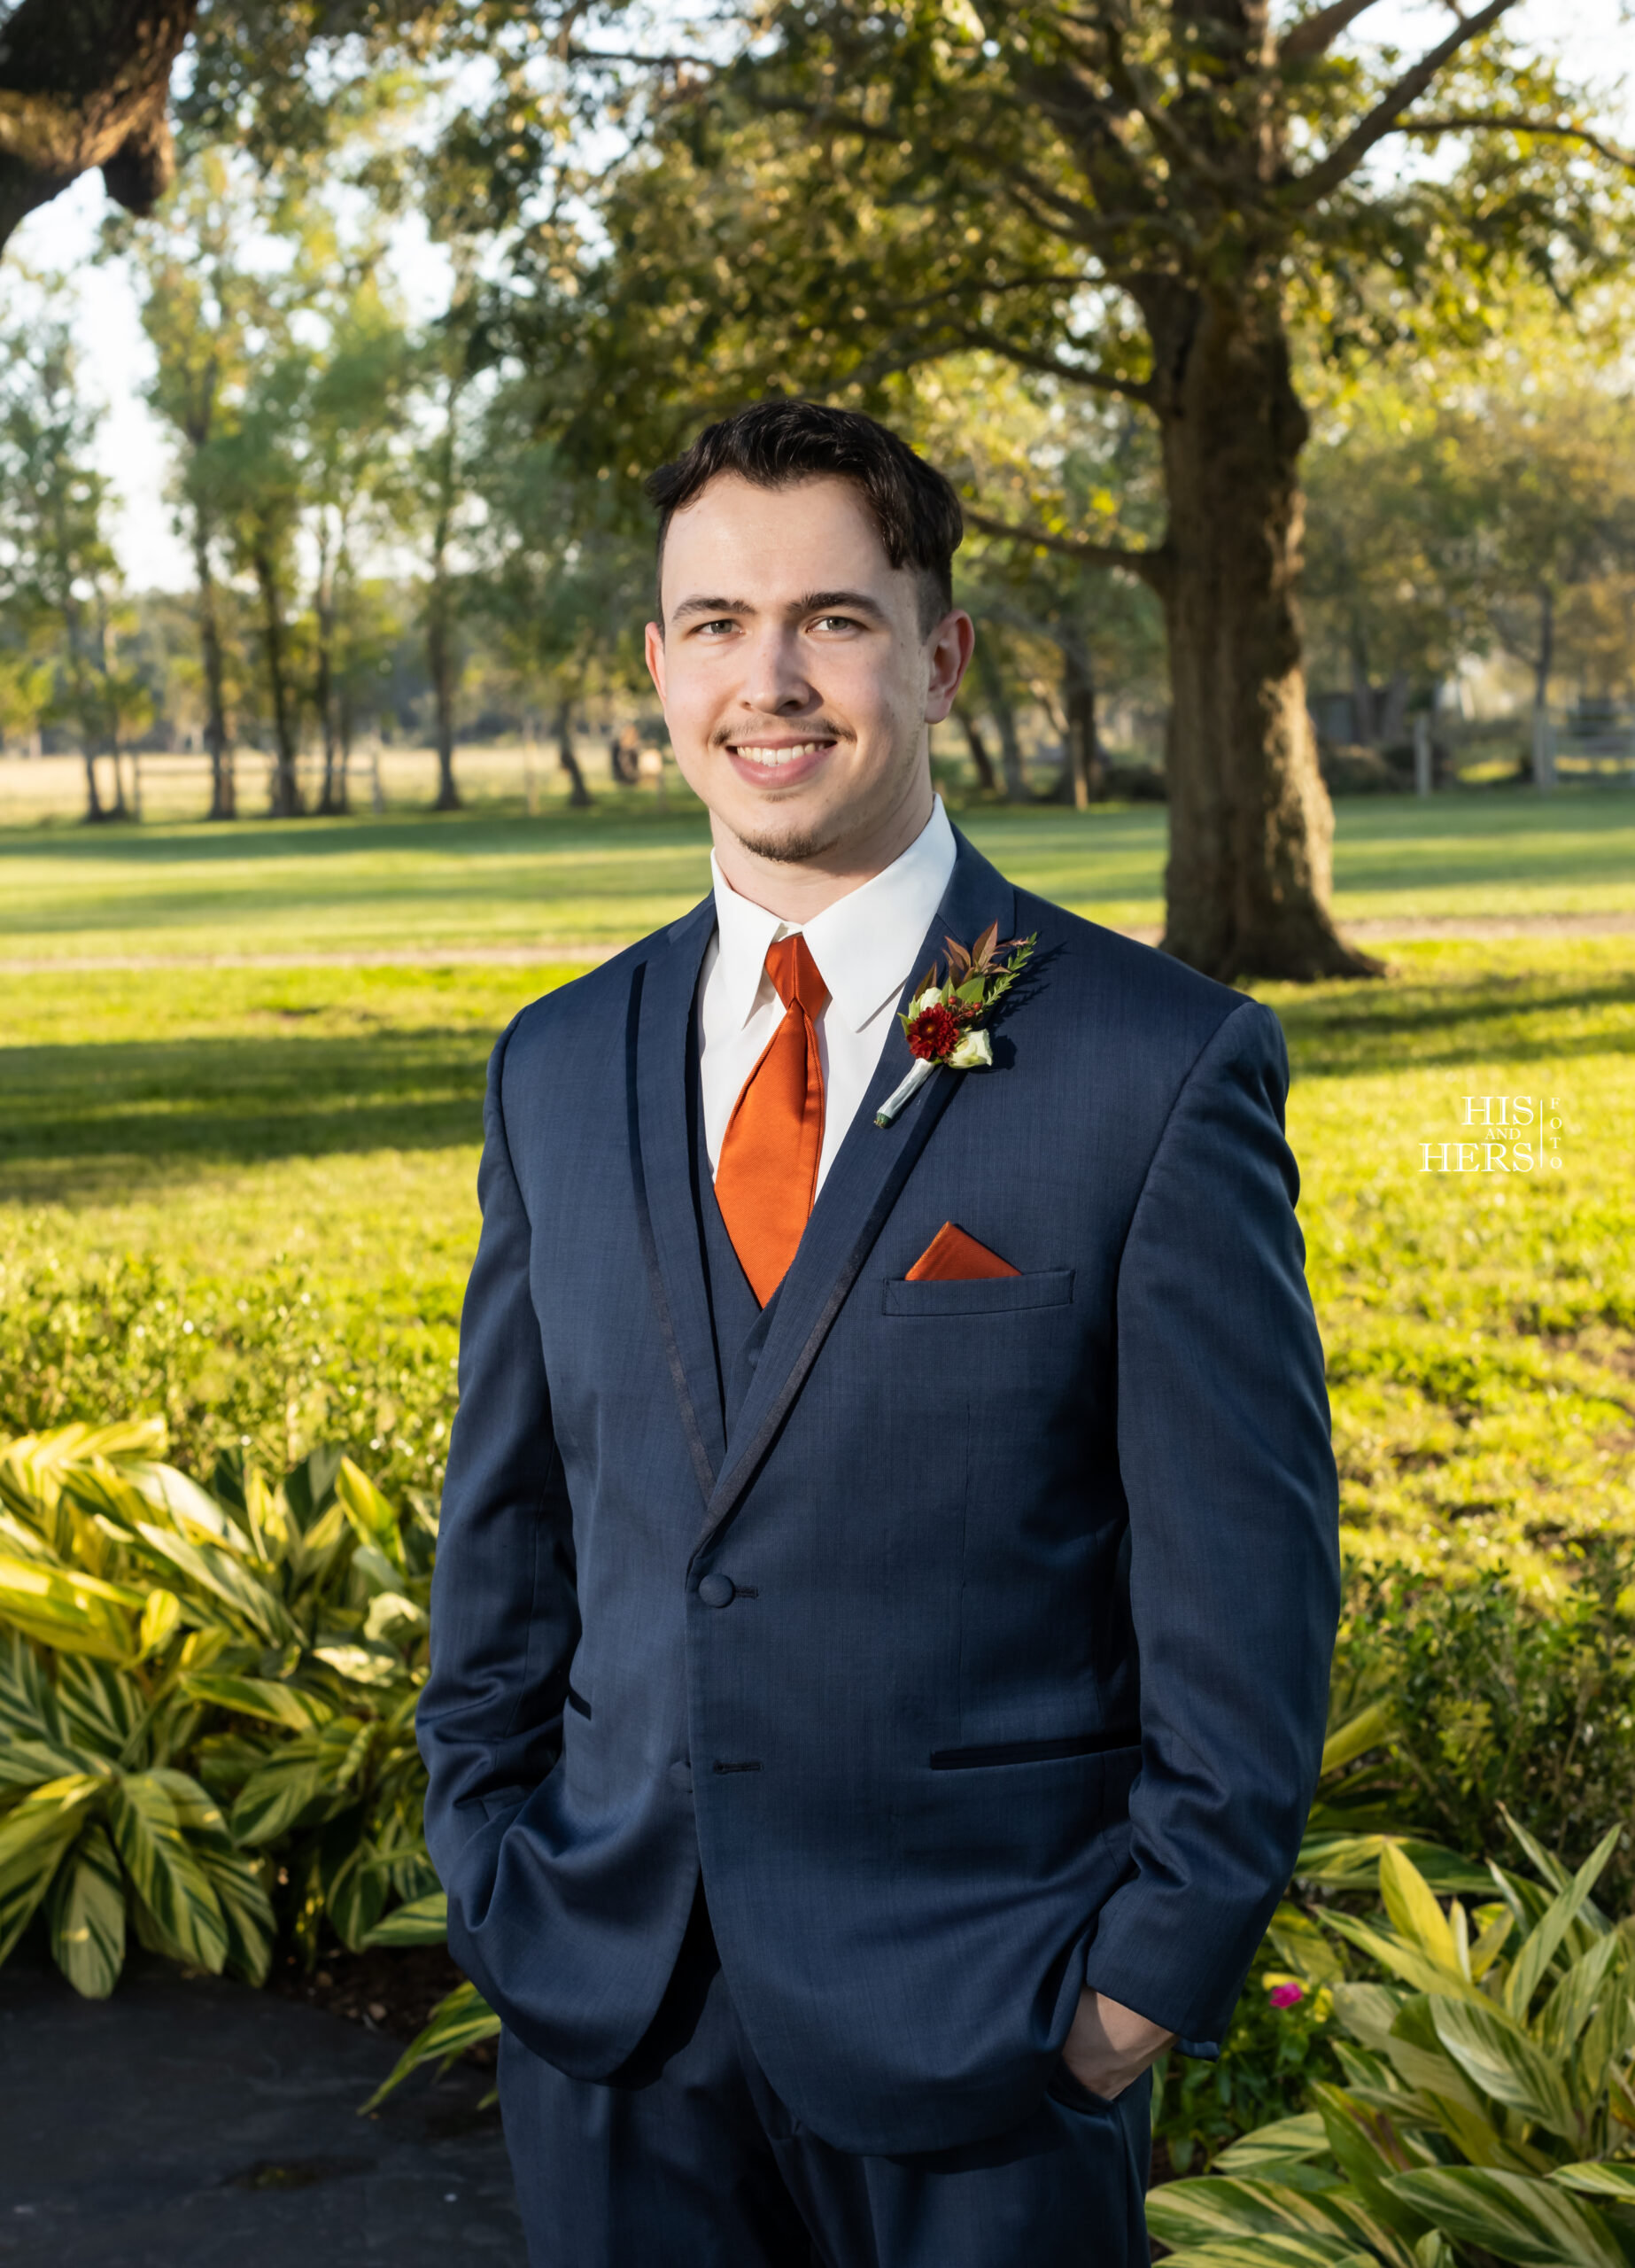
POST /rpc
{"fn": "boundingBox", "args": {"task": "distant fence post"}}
[1413,713,1432,797]
[1530,707,1555,793]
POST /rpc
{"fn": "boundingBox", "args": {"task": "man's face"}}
[645,473,972,867]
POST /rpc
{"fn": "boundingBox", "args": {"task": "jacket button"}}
[668,1759,694,1793]
[697,1573,735,1608]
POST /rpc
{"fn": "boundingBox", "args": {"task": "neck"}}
[710,771,936,924]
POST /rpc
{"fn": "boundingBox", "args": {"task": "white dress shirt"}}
[698,797,958,1196]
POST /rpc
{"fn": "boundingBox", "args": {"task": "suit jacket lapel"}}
[696,832,1018,1553]
[627,897,727,1507]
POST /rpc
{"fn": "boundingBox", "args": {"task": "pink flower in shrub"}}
[1267,1982,1305,2008]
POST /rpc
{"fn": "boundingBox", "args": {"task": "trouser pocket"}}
[1045,2060,1119,2114]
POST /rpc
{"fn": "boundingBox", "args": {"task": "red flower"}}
[1267,1982,1304,2009]
[907,1003,965,1061]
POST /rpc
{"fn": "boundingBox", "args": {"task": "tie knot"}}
[766,932,829,1019]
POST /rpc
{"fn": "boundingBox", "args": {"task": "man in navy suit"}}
[419,400,1340,2264]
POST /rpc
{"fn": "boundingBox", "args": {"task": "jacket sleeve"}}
[1081,998,1340,2054]
[416,1017,579,1937]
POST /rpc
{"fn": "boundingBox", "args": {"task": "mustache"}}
[711,720,853,749]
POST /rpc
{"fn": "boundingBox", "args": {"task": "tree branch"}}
[565,46,713,71]
[741,87,1132,249]
[1101,20,1240,194]
[965,508,1171,590]
[1277,0,1384,69]
[1393,112,1635,172]
[1282,0,1521,206]
[953,328,1157,402]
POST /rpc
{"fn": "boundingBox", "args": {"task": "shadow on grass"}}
[1277,969,1635,1078]
[0,806,715,869]
[0,1031,492,1200]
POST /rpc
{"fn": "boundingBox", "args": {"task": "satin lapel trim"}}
[696,836,1018,1552]
[627,899,726,1507]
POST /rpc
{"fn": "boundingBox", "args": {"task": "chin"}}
[732,815,845,866]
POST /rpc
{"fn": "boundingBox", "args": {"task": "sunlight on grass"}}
[2,931,1630,1573]
[1271,939,1635,1585]
[3,788,1634,961]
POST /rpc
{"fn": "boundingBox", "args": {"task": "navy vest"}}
[687,1017,784,1441]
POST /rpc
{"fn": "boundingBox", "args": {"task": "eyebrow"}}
[669,588,890,625]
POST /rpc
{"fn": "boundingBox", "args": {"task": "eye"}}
[692,617,740,638]
[810,614,864,634]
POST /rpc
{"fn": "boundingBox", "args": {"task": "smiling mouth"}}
[727,740,836,768]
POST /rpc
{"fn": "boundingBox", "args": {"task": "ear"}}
[645,620,668,706]
[924,610,975,724]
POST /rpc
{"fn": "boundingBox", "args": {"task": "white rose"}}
[909,987,944,1020]
[948,1028,993,1070]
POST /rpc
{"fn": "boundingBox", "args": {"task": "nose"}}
[738,623,818,718]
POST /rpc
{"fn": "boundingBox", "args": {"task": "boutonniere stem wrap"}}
[875,921,1034,1128]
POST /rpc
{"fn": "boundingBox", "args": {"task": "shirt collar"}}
[709,796,958,1036]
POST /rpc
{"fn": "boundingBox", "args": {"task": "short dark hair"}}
[647,400,964,633]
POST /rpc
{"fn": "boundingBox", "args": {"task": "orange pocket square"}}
[905,1223,1021,1283]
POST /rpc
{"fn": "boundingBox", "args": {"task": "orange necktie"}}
[716,934,829,1306]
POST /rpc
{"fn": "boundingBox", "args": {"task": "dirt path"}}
[0,910,1631,975]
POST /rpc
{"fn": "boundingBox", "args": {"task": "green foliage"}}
[1300,352,1635,715]
[0,1248,459,1505]
[0,1421,438,1994]
[527,0,1635,522]
[1154,1954,1344,2179]
[1324,1552,1635,1915]
[360,1977,501,2111]
[1150,1835,1635,2267]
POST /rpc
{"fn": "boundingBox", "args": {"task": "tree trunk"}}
[0,0,198,252]
[192,506,235,819]
[1348,654,1376,747]
[1532,586,1554,711]
[427,568,461,811]
[62,590,106,822]
[972,639,1027,800]
[80,745,105,823]
[314,527,341,815]
[957,709,998,794]
[1059,631,1103,809]
[425,384,463,814]
[610,723,641,785]
[254,542,302,818]
[1377,670,1409,750]
[1149,287,1378,982]
[336,673,353,816]
[556,698,593,808]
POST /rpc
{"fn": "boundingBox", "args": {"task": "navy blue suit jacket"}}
[418,832,1340,2155]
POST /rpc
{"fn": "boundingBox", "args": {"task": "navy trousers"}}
[498,1892,1152,2268]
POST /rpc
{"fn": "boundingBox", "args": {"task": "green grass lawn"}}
[3,784,1633,961]
[2,906,1631,1573]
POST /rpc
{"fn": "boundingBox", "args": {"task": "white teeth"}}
[732,742,829,766]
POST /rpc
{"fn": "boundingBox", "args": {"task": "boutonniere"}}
[875,921,1035,1127]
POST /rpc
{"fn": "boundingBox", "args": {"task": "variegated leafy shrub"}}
[1148,1824,1635,2268]
[0,1419,439,1992]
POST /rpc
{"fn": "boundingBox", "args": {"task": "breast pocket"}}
[881,1269,1074,1317]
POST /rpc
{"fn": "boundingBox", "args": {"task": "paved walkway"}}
[0,1954,523,2266]
[0,910,1631,975]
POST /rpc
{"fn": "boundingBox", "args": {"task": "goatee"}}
[733,819,845,865]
